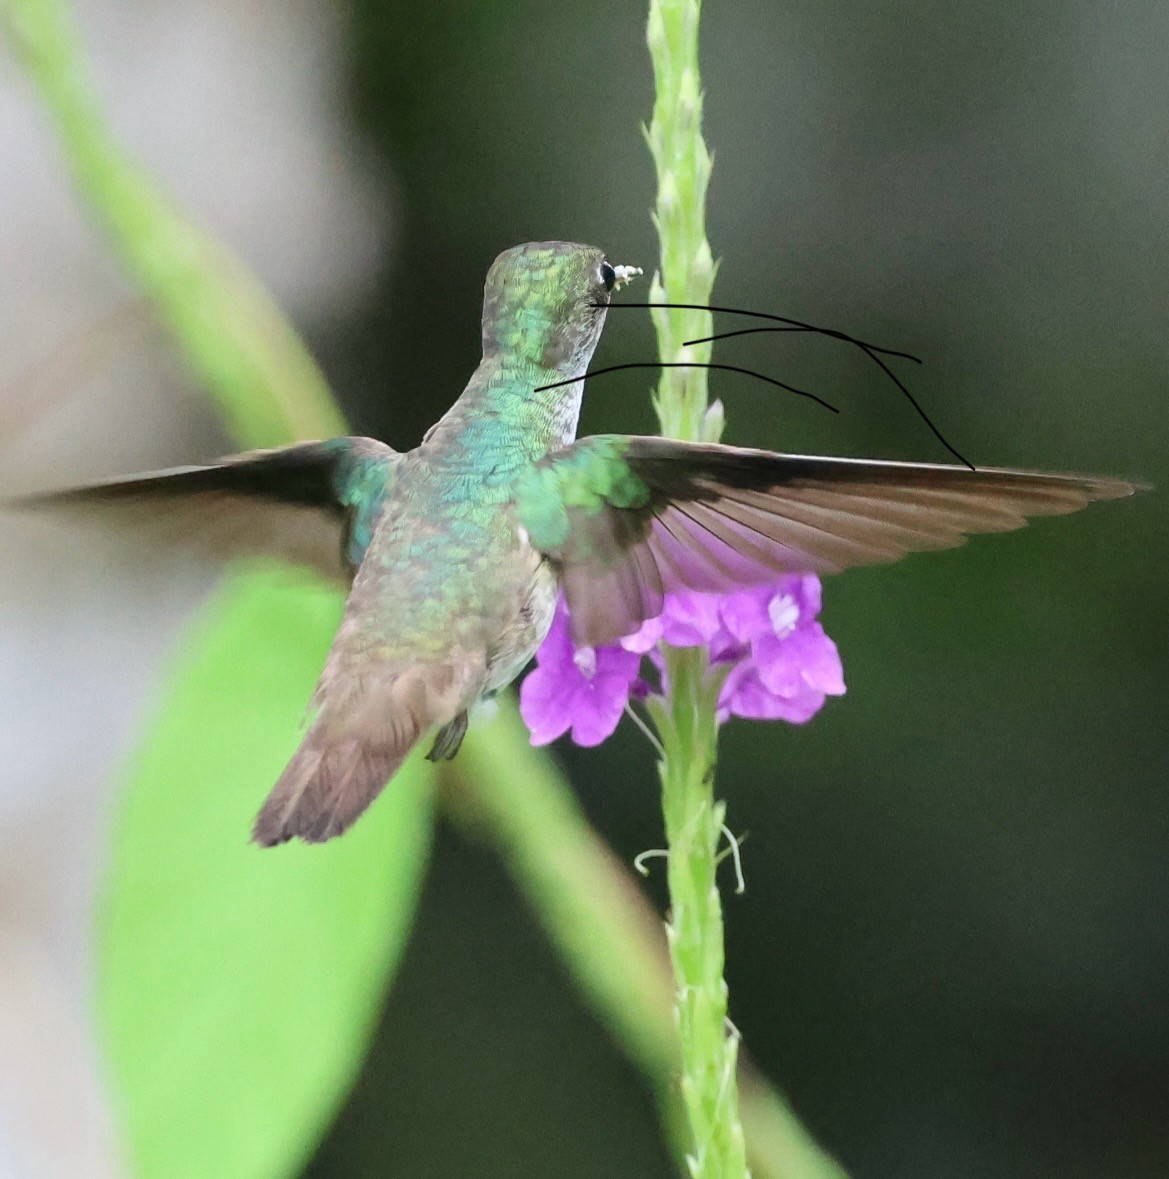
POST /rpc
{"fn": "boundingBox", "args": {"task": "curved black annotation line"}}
[534,362,839,414]
[597,300,921,364]
[599,301,975,471]
[681,325,812,344]
[684,325,973,470]
[852,343,973,470]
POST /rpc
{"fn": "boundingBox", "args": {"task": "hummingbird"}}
[17,242,1139,846]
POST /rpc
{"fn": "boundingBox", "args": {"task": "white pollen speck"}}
[573,646,597,678]
[769,593,799,638]
[517,526,530,546]
[612,264,643,290]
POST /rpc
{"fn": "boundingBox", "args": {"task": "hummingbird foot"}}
[426,711,469,761]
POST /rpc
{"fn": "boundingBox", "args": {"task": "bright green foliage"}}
[97,569,435,1179]
[4,6,436,1173]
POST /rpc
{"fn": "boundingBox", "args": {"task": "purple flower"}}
[520,598,643,747]
[519,575,845,747]
[714,576,844,723]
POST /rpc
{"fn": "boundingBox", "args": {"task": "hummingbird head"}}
[481,241,641,373]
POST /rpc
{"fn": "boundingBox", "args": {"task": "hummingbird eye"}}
[599,261,617,292]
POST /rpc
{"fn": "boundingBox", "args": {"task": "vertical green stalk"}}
[646,1,750,1176]
[645,0,719,445]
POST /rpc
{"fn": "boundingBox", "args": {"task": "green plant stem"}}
[646,0,750,1174]
[448,705,847,1179]
[646,0,718,444]
[650,652,746,1177]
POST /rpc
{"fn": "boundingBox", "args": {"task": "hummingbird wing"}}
[517,435,1139,647]
[9,438,397,583]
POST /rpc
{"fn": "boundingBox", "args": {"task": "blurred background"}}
[1,1,1166,1175]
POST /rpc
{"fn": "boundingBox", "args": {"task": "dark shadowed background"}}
[3,2,1166,1177]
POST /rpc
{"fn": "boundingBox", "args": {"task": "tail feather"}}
[251,657,479,846]
[252,723,416,846]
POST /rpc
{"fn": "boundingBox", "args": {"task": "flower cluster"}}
[520,575,845,747]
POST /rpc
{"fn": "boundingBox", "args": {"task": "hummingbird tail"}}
[251,659,477,846]
[250,719,416,847]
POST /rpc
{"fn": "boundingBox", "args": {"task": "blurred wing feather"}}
[10,438,397,583]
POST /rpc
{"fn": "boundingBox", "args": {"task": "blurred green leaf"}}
[4,3,431,1173]
[4,0,345,445]
[97,569,435,1179]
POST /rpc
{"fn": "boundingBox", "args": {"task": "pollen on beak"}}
[611,265,643,290]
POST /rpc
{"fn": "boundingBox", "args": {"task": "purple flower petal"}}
[519,597,642,747]
[533,596,575,666]
[619,590,738,659]
[719,575,822,643]
[519,661,576,745]
[753,621,845,698]
[715,574,843,725]
[620,614,663,653]
[567,669,636,745]
[793,573,823,618]
[593,643,643,679]
[659,591,725,648]
[718,659,831,725]
[718,584,775,643]
[767,592,801,639]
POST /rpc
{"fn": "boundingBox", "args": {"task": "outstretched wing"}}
[516,435,1139,647]
[10,437,397,583]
